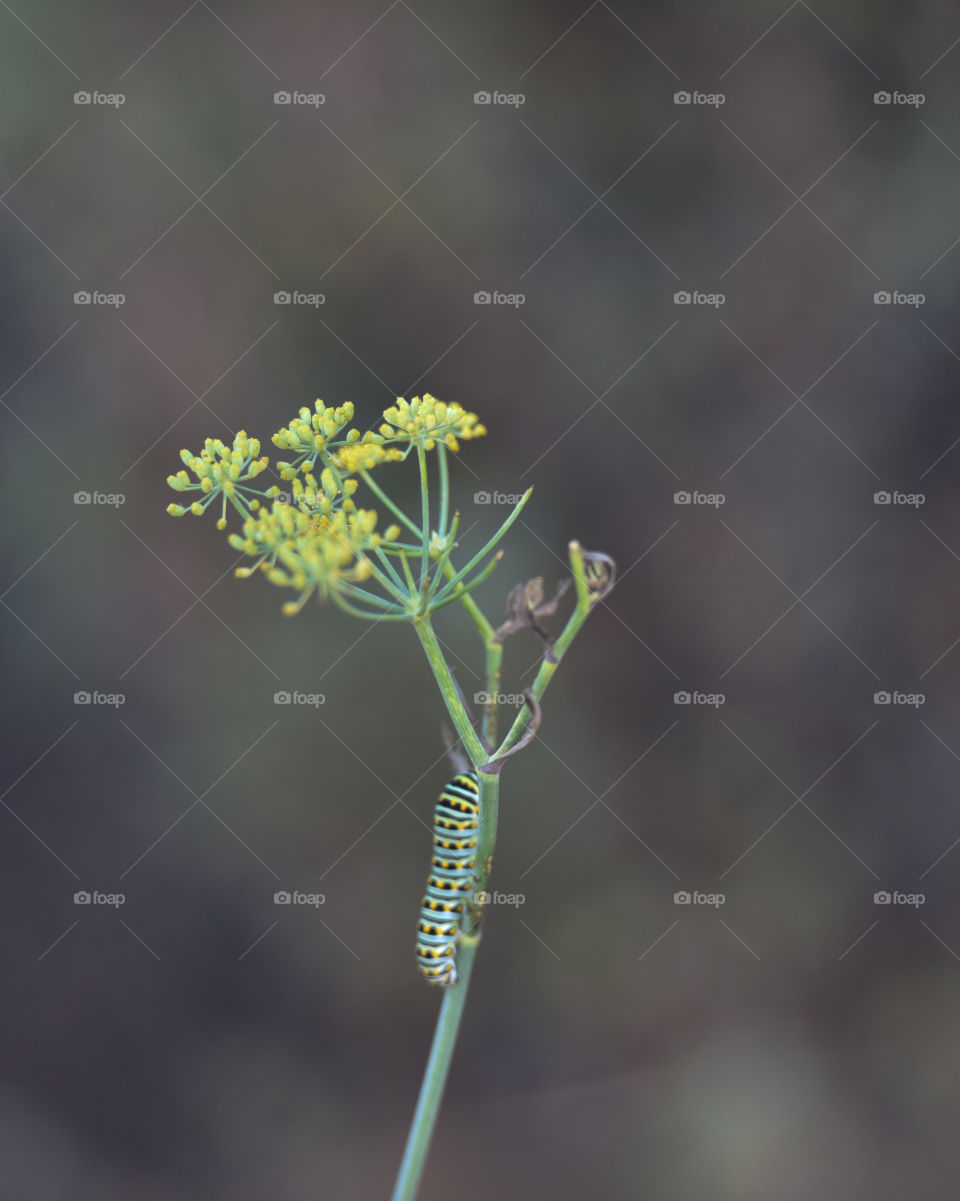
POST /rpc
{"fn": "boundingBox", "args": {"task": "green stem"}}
[430,488,532,602]
[417,444,430,594]
[390,771,499,1201]
[360,470,422,539]
[441,561,502,750]
[414,618,486,766]
[437,443,450,539]
[329,591,409,621]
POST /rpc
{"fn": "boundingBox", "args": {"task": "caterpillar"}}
[416,770,480,986]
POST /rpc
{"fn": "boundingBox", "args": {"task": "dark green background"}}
[2,1,960,1197]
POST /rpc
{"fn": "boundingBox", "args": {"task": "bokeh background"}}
[3,1,960,1197]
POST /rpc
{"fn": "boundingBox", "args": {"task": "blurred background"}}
[2,0,960,1197]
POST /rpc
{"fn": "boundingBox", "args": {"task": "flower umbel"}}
[380,394,486,452]
[166,432,269,528]
[166,395,513,618]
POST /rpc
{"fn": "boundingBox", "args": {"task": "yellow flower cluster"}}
[330,436,405,474]
[166,432,270,522]
[229,503,400,613]
[380,395,486,452]
[272,400,356,456]
[273,466,360,516]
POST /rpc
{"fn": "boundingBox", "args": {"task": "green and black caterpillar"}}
[415,771,480,986]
